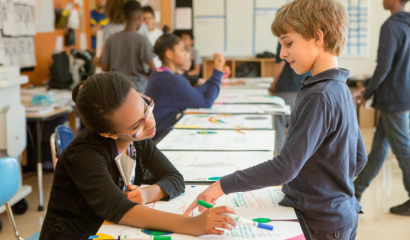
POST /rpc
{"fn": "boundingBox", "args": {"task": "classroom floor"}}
[0,128,410,240]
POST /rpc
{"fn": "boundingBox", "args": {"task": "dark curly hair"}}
[105,0,128,24]
[72,72,136,133]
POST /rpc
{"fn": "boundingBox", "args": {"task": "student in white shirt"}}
[143,5,163,68]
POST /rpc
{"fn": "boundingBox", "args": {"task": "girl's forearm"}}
[119,205,194,235]
[143,184,169,203]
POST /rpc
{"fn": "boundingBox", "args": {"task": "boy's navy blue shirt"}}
[221,68,367,231]
[145,69,223,140]
[363,12,410,111]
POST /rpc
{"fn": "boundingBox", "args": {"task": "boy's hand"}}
[124,185,147,205]
[213,53,226,72]
[189,206,238,236]
[353,88,366,107]
[184,180,225,215]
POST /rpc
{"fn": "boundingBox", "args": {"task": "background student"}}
[94,0,149,66]
[143,5,163,68]
[270,42,310,151]
[179,31,202,77]
[90,0,108,52]
[353,0,410,216]
[102,1,155,93]
[184,1,367,239]
[39,72,236,240]
[145,26,224,141]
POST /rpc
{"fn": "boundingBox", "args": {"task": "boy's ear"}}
[314,29,324,47]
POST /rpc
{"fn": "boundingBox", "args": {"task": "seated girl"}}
[145,26,225,141]
[39,72,236,240]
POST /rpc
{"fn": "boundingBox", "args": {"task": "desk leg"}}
[36,121,44,211]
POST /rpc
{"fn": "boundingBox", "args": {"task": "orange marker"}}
[235,129,245,134]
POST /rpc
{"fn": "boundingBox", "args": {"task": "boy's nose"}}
[280,48,288,60]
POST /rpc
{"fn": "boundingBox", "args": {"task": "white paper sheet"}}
[215,95,285,106]
[219,88,270,96]
[95,186,302,239]
[175,7,192,30]
[174,114,273,129]
[184,104,291,115]
[163,151,274,182]
[157,129,275,151]
[34,0,54,33]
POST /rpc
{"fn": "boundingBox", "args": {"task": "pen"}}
[196,131,217,134]
[197,200,273,231]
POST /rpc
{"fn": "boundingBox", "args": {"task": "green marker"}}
[252,218,297,223]
[252,218,272,223]
[104,236,171,240]
[207,177,221,181]
[198,199,214,208]
[197,200,273,231]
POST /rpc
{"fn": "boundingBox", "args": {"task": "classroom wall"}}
[23,0,89,85]
[338,0,395,77]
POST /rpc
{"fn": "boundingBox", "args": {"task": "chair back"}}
[0,157,20,206]
[55,125,74,155]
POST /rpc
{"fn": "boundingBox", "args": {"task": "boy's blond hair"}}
[271,0,348,57]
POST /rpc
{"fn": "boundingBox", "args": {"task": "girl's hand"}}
[189,206,238,235]
[124,185,147,205]
[213,53,226,72]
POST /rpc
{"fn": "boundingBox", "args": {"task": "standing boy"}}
[102,1,155,93]
[354,0,410,216]
[184,0,367,239]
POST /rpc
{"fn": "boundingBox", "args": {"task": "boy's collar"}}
[301,68,350,89]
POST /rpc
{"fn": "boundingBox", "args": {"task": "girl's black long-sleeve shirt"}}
[40,128,185,240]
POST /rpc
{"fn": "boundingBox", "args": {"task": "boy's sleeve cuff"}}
[220,173,239,195]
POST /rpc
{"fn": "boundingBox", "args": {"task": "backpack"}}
[48,52,73,90]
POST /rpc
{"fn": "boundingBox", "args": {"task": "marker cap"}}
[257,222,274,231]
[153,236,171,240]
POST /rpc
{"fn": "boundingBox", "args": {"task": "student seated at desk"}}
[39,72,237,240]
[184,1,367,240]
[176,49,205,87]
[145,27,225,141]
[178,31,202,77]
[102,1,155,93]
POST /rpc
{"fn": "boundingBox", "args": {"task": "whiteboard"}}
[193,0,370,58]
[225,0,253,56]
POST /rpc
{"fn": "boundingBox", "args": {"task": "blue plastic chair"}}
[55,125,74,155]
[50,125,74,170]
[0,157,40,240]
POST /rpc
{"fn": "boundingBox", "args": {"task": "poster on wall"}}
[34,0,54,33]
[175,7,192,30]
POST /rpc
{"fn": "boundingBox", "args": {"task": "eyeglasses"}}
[115,94,155,139]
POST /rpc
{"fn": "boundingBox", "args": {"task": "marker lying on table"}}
[197,200,273,231]
[89,236,171,240]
